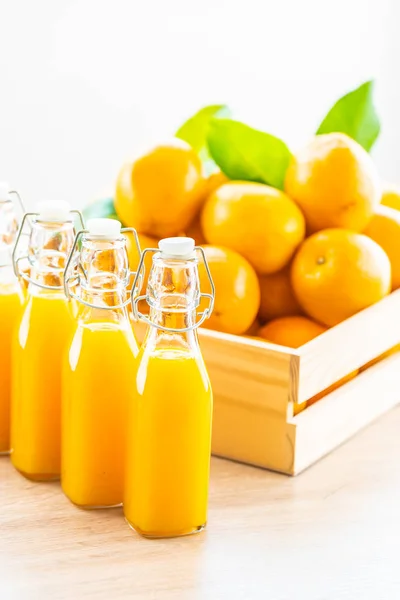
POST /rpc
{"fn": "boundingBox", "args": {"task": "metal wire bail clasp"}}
[12,209,85,291]
[0,182,25,217]
[64,226,143,310]
[8,187,25,216]
[131,246,215,333]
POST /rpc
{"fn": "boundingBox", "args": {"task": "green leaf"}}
[316,80,380,151]
[176,104,231,152]
[82,197,119,223]
[176,105,232,177]
[206,119,292,190]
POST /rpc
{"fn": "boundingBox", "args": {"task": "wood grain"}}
[2,406,400,599]
[199,328,293,416]
[298,288,400,402]
[293,351,400,474]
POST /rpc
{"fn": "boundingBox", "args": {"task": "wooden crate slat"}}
[297,289,400,402]
[293,352,400,475]
[212,394,296,473]
[200,329,294,415]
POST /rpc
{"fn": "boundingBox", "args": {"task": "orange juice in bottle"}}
[0,252,23,454]
[62,218,140,508]
[11,201,80,480]
[124,237,215,537]
[0,182,24,454]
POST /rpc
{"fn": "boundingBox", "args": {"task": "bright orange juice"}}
[11,292,73,480]
[0,283,23,453]
[124,347,213,537]
[62,322,138,507]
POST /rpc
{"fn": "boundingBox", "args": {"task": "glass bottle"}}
[124,237,215,538]
[11,201,81,480]
[0,181,24,247]
[0,250,24,455]
[0,183,24,454]
[62,218,140,508]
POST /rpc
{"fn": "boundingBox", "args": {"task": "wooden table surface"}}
[2,406,400,600]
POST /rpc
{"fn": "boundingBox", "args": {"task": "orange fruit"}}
[243,318,262,337]
[285,133,381,233]
[203,170,229,196]
[125,232,158,317]
[198,245,260,335]
[179,171,228,245]
[115,139,204,238]
[364,205,400,290]
[258,315,327,348]
[381,183,400,211]
[201,181,305,274]
[291,229,391,327]
[182,217,206,245]
[258,265,302,322]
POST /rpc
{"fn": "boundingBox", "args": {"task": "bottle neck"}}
[77,284,131,328]
[72,234,132,328]
[142,253,202,355]
[27,219,75,293]
[0,200,18,246]
[142,306,200,355]
[29,262,65,290]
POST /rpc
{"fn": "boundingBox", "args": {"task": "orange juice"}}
[61,218,141,508]
[124,236,214,538]
[10,202,77,480]
[62,322,138,507]
[11,292,73,479]
[0,279,23,454]
[124,347,212,537]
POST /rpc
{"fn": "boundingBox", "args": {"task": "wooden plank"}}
[293,351,400,475]
[200,329,294,416]
[297,289,400,402]
[212,394,295,473]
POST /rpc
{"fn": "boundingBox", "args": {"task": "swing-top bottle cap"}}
[36,200,71,222]
[0,182,11,202]
[86,218,122,239]
[158,237,195,259]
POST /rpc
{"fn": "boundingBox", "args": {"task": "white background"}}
[0,0,397,208]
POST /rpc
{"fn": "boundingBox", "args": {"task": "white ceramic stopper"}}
[0,182,11,202]
[36,200,71,222]
[158,237,195,258]
[86,218,122,239]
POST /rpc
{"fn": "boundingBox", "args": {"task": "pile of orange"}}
[113,133,400,351]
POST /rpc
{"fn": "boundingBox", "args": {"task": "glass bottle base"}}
[63,487,123,510]
[68,499,123,510]
[126,518,206,539]
[14,467,60,482]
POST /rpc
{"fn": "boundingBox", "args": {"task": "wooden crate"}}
[202,289,400,475]
[134,289,400,476]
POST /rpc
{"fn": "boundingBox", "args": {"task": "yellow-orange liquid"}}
[62,323,138,508]
[0,286,23,454]
[11,293,73,480]
[124,348,213,538]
